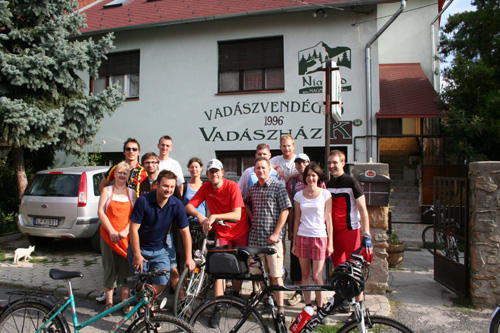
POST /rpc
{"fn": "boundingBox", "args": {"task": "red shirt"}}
[189,179,249,240]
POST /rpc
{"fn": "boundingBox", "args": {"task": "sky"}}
[440,0,475,26]
[438,0,476,90]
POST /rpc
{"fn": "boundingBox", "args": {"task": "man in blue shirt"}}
[238,143,279,199]
[128,170,195,295]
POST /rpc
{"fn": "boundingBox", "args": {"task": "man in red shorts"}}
[326,150,372,311]
[185,158,250,327]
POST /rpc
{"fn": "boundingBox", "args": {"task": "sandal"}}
[104,303,113,317]
[122,305,131,316]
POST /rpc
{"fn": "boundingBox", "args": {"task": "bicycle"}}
[188,246,414,332]
[173,219,236,321]
[421,205,460,262]
[0,268,193,332]
[491,304,500,333]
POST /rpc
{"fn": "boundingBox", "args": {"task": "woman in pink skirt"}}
[291,162,333,309]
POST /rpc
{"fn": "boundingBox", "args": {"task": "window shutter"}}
[219,37,283,72]
[99,50,140,77]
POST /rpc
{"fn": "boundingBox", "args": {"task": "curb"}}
[0,232,23,244]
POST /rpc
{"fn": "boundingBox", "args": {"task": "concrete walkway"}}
[0,234,390,325]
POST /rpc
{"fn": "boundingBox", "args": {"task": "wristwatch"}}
[363,231,371,238]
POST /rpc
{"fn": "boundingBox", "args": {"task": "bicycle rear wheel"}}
[0,301,67,333]
[174,265,211,321]
[422,226,446,256]
[128,313,194,332]
[490,306,500,333]
[337,315,413,333]
[189,296,269,333]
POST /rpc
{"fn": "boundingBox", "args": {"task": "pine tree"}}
[0,0,124,199]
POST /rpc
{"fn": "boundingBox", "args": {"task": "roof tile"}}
[79,0,357,33]
[378,63,442,118]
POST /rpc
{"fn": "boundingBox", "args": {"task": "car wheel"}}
[27,236,53,247]
[90,229,102,253]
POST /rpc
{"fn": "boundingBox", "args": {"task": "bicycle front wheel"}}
[189,296,269,333]
[129,313,194,332]
[174,265,211,321]
[0,301,67,333]
[337,315,413,333]
[444,237,460,262]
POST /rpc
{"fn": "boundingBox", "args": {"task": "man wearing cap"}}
[185,158,249,327]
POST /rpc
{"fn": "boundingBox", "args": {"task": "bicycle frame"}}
[227,281,367,333]
[36,278,150,333]
[228,250,371,333]
[180,221,217,302]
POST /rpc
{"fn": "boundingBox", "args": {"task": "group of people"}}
[96,134,373,326]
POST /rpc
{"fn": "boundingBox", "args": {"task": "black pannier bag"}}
[206,246,249,275]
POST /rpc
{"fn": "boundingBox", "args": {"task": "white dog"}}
[13,245,35,264]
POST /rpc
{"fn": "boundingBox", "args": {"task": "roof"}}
[78,0,382,34]
[378,63,442,118]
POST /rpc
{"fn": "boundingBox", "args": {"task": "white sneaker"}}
[96,289,116,303]
[96,291,106,303]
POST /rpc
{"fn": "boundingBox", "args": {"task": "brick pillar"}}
[352,163,390,295]
[469,161,500,309]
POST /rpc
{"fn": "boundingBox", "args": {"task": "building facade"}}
[78,0,443,181]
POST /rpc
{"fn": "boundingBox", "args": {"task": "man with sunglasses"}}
[99,138,147,196]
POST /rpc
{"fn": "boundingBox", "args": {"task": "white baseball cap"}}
[294,153,310,163]
[207,159,224,170]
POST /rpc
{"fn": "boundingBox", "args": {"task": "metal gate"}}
[433,176,470,295]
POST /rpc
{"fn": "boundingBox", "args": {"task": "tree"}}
[439,0,500,161]
[0,0,124,199]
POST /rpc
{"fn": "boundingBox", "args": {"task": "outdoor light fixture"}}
[313,9,327,18]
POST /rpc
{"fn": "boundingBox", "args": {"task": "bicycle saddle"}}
[49,268,84,280]
[238,247,276,258]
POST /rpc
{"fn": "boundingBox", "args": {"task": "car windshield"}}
[25,174,80,197]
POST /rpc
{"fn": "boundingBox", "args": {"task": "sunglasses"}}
[125,147,138,152]
[144,161,158,165]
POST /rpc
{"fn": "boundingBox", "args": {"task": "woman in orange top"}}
[98,161,137,314]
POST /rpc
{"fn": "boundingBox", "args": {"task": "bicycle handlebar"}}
[124,269,168,283]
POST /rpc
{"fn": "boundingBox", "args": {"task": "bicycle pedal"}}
[158,297,168,309]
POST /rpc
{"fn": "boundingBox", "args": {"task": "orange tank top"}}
[100,186,133,258]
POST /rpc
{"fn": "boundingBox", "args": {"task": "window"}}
[92,50,140,99]
[218,36,284,93]
[378,119,402,136]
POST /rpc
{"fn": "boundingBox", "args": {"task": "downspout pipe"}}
[365,0,406,162]
[431,0,455,91]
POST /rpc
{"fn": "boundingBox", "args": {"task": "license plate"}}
[34,218,59,227]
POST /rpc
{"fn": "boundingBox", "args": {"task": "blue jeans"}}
[127,246,170,286]
[166,233,178,269]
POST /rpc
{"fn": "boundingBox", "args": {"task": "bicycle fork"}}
[301,294,339,333]
[301,296,368,333]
